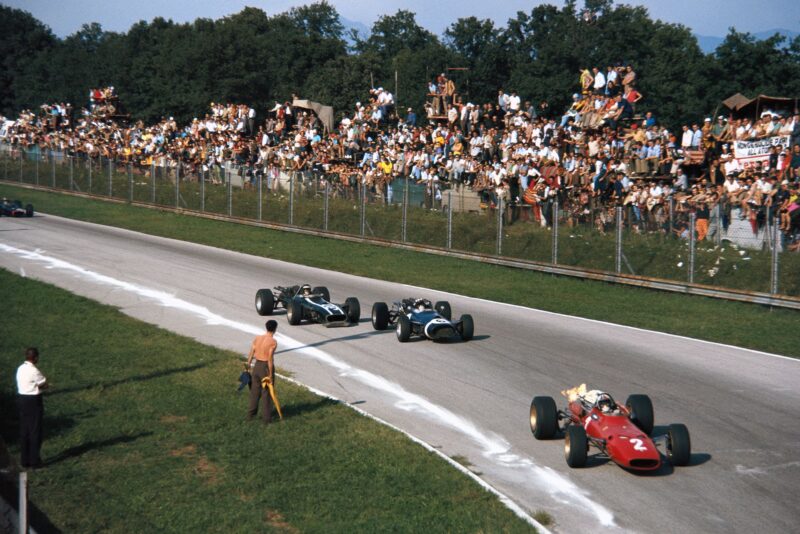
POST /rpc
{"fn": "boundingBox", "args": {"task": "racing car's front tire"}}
[287,299,303,325]
[530,396,558,439]
[344,297,360,323]
[565,425,588,468]
[434,301,451,320]
[458,314,474,341]
[396,315,411,342]
[312,286,331,302]
[626,394,654,435]
[255,289,275,316]
[667,423,691,466]
[372,302,389,330]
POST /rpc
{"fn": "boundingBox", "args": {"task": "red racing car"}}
[529,384,691,471]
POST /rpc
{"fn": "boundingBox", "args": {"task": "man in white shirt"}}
[498,90,509,112]
[592,67,606,94]
[16,347,48,468]
[723,174,741,194]
[690,124,702,148]
[680,125,693,149]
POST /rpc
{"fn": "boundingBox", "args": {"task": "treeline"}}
[2,0,799,128]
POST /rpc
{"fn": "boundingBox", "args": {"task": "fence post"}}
[688,212,696,284]
[151,162,156,204]
[51,150,56,188]
[771,215,780,295]
[615,206,623,274]
[257,174,263,221]
[175,163,181,208]
[69,156,73,190]
[200,167,205,212]
[35,150,39,185]
[88,157,92,193]
[447,189,453,249]
[19,148,23,182]
[108,157,113,197]
[324,180,330,231]
[402,176,409,242]
[715,203,722,247]
[668,196,674,236]
[227,166,232,216]
[19,471,28,534]
[128,163,132,203]
[360,179,366,236]
[496,197,503,256]
[289,172,295,225]
[552,198,559,264]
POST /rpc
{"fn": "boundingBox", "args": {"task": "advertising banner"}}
[733,135,791,168]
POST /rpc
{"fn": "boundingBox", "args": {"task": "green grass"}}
[0,182,798,357]
[0,269,535,533]
[533,511,554,527]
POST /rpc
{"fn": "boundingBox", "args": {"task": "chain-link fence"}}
[2,145,797,298]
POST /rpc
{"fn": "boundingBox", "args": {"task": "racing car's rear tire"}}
[255,289,275,316]
[25,204,34,217]
[396,315,411,342]
[565,425,588,468]
[626,394,654,435]
[372,302,389,330]
[667,423,691,466]
[344,297,360,323]
[458,314,474,341]
[530,396,558,439]
[287,299,303,325]
[434,301,452,320]
[312,286,331,302]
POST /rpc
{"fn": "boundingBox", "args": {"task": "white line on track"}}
[1,241,622,530]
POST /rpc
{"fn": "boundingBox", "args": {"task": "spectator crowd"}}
[2,68,800,248]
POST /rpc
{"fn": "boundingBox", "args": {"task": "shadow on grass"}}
[45,431,153,467]
[47,362,208,396]
[0,475,63,534]
[280,398,339,419]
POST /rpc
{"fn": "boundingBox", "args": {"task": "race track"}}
[1,214,799,533]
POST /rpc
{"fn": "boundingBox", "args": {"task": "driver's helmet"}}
[300,284,312,296]
[414,298,427,311]
[596,393,617,413]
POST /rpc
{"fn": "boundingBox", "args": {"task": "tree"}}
[445,17,510,103]
[0,5,56,115]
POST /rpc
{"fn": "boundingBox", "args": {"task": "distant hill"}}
[695,28,799,54]
[341,16,370,46]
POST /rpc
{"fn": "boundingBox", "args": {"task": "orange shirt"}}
[251,333,277,362]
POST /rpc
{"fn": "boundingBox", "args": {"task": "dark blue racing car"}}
[371,298,474,342]
[255,284,360,327]
[0,198,34,217]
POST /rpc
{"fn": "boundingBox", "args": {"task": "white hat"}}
[704,117,711,122]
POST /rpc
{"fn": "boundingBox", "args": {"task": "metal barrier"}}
[1,145,798,307]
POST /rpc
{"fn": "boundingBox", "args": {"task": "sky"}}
[5,0,799,38]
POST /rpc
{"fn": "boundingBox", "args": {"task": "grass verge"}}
[0,269,535,533]
[1,182,798,357]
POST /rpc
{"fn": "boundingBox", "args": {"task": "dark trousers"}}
[248,361,273,423]
[18,395,43,466]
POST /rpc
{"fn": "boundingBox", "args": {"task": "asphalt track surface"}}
[1,214,799,533]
